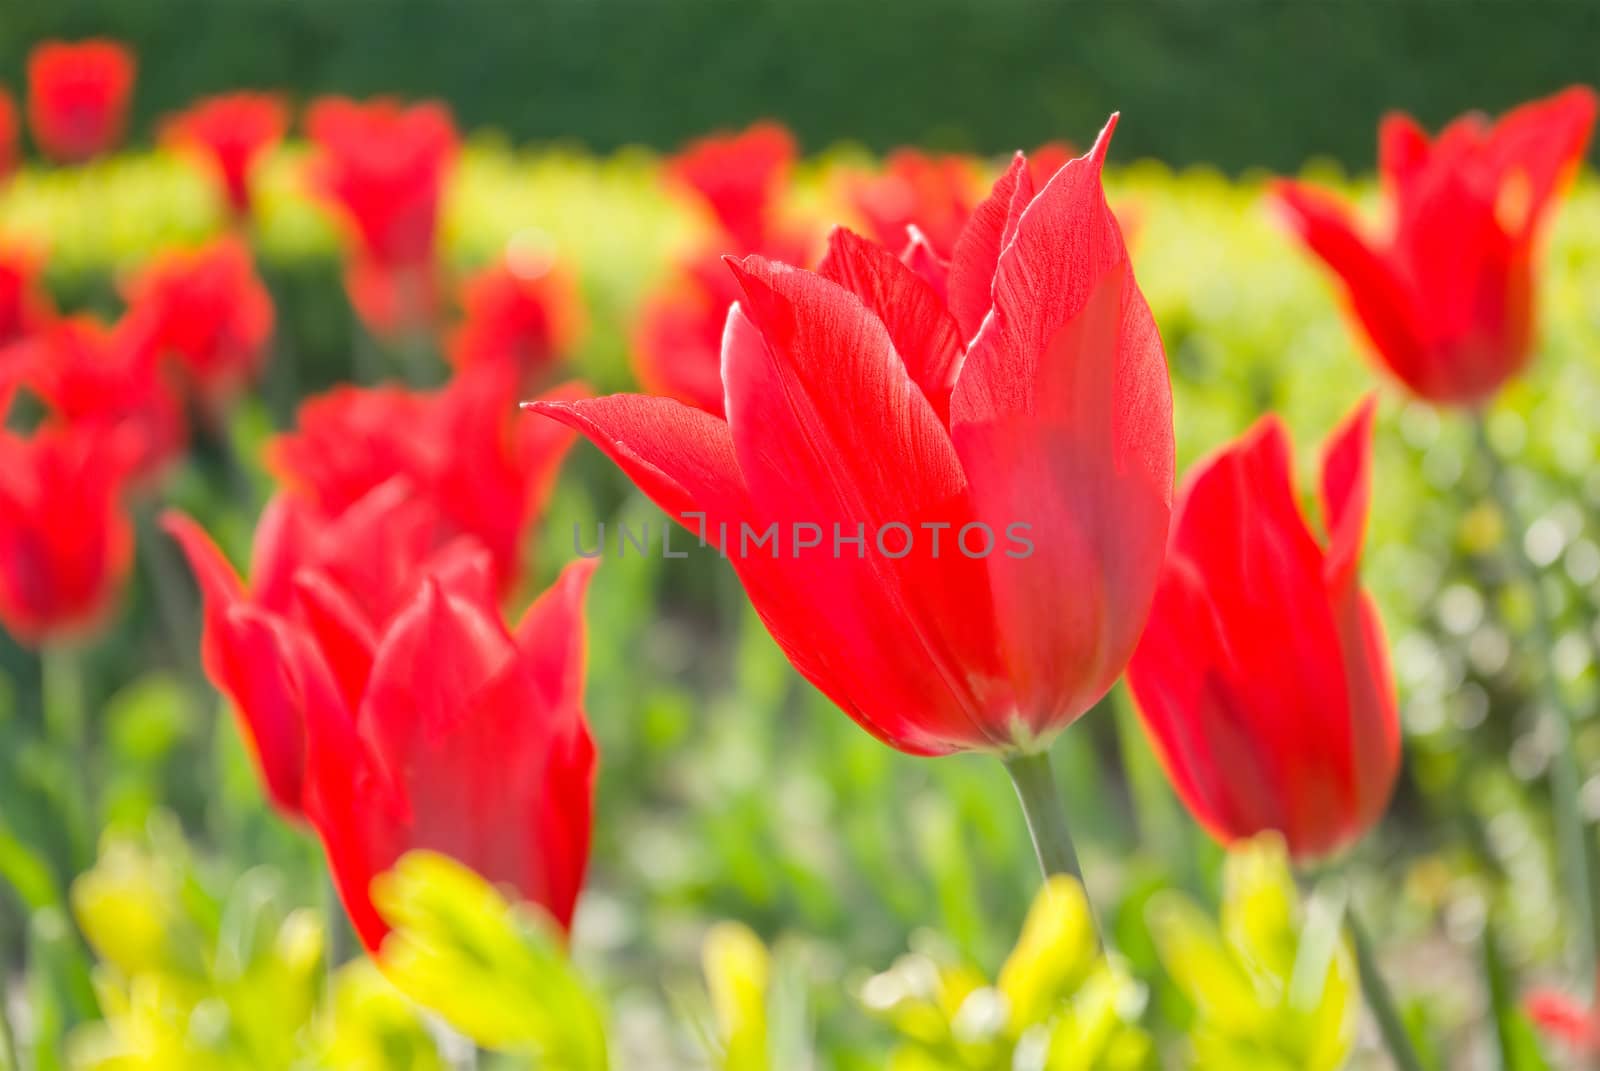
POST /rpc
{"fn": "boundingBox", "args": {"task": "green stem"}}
[41,646,92,869]
[1004,749,1104,946]
[1472,414,1600,982]
[1346,905,1426,1071]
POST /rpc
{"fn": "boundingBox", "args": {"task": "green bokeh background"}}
[3,0,1599,169]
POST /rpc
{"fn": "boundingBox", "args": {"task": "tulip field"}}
[5,36,1600,1071]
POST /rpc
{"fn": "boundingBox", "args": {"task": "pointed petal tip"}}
[553,554,601,595]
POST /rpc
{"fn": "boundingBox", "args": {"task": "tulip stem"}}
[1346,904,1425,1071]
[41,645,92,869]
[1472,414,1600,983]
[1004,749,1100,939]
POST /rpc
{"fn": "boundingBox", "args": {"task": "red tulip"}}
[631,253,746,414]
[844,149,983,260]
[0,246,53,351]
[12,315,184,482]
[1527,976,1600,1059]
[1127,397,1399,860]
[633,125,815,414]
[0,90,19,181]
[120,238,274,410]
[1271,87,1597,407]
[267,367,582,592]
[26,39,136,164]
[666,121,799,252]
[303,554,597,951]
[0,422,135,646]
[1027,142,1077,189]
[161,92,288,219]
[445,258,585,390]
[535,117,1173,755]
[306,97,458,336]
[164,479,490,818]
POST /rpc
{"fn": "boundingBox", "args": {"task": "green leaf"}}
[372,851,609,1070]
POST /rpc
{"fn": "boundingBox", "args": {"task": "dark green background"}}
[3,0,1595,171]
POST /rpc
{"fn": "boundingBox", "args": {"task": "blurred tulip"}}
[1271,87,1596,407]
[634,124,814,415]
[161,91,289,219]
[0,422,135,646]
[306,96,457,337]
[445,258,585,390]
[536,117,1174,756]
[843,148,983,259]
[666,121,800,252]
[25,39,136,164]
[631,253,744,414]
[164,480,492,818]
[1026,141,1077,189]
[0,90,18,181]
[12,315,185,483]
[0,245,53,352]
[120,237,274,411]
[1527,977,1600,1059]
[304,556,598,952]
[267,368,582,592]
[1128,397,1399,861]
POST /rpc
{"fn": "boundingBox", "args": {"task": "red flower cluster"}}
[266,367,582,593]
[541,118,1175,755]
[633,123,817,414]
[0,423,136,646]
[0,247,52,350]
[843,149,983,260]
[1273,87,1596,407]
[162,92,289,220]
[120,237,275,411]
[1128,398,1400,860]
[10,315,185,483]
[307,97,459,337]
[26,39,136,164]
[166,490,597,950]
[0,227,276,645]
[446,258,586,392]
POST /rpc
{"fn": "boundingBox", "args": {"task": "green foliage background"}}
[3,0,1599,169]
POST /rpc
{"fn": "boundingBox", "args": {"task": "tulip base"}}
[1003,749,1090,890]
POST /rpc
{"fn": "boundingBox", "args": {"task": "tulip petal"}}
[1378,113,1432,203]
[1319,394,1376,594]
[359,576,518,805]
[722,255,1011,752]
[1129,558,1293,847]
[1484,85,1598,234]
[1269,180,1437,396]
[816,226,964,422]
[525,393,751,550]
[947,153,1033,342]
[1159,417,1359,856]
[900,225,950,303]
[212,605,313,816]
[949,117,1173,741]
[513,557,599,712]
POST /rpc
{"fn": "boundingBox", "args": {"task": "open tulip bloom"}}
[534,116,1174,882]
[1271,87,1596,407]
